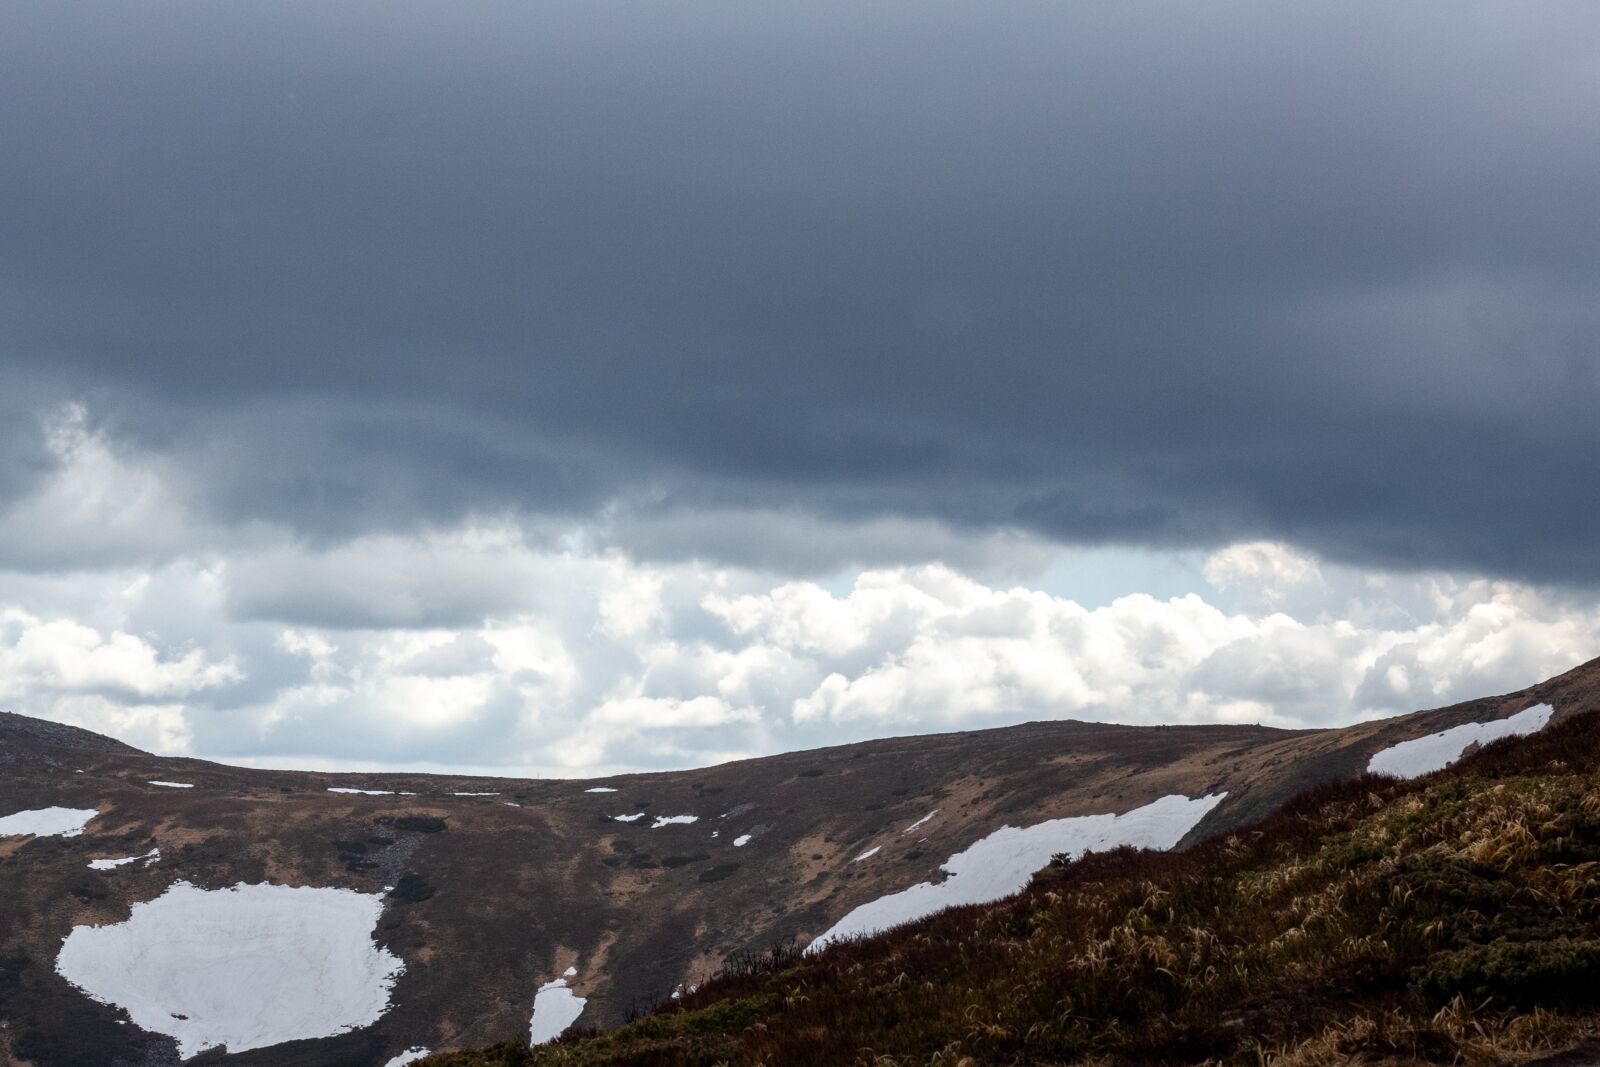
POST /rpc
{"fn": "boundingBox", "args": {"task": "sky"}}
[1,3,1597,776]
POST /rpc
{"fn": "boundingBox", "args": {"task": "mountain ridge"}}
[1,657,1597,1064]
[419,690,1600,1066]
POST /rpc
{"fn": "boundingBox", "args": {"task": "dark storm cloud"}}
[3,2,1597,579]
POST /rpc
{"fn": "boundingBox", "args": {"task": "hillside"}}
[421,704,1600,1067]
[0,658,1598,1064]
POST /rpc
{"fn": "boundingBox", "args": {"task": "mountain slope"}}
[422,703,1600,1067]
[1,657,1597,1065]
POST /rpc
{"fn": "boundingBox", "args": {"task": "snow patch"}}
[733,834,752,847]
[563,965,577,977]
[452,792,499,797]
[807,792,1226,954]
[650,815,698,829]
[56,881,404,1058]
[853,846,880,862]
[1367,703,1554,779]
[148,780,194,789]
[611,812,645,822]
[327,787,396,796]
[88,847,160,871]
[383,1048,430,1067]
[0,806,98,838]
[584,787,618,793]
[902,810,937,834]
[529,975,586,1045]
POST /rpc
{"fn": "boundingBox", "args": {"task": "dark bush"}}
[1420,938,1600,1007]
[387,874,436,903]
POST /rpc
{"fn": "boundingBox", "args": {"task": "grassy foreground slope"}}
[425,712,1600,1066]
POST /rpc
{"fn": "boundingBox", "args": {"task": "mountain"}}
[1,657,1597,1065]
[421,688,1600,1067]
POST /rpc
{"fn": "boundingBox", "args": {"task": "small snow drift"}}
[328,787,396,796]
[529,975,587,1045]
[0,806,98,838]
[56,881,404,1058]
[147,780,193,789]
[650,815,697,829]
[88,847,160,871]
[733,834,752,847]
[1367,703,1554,780]
[611,812,645,823]
[902,810,937,834]
[383,1048,430,1067]
[583,787,618,793]
[807,792,1227,954]
[452,792,499,797]
[853,846,880,862]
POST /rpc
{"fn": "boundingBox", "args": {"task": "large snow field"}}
[1367,702,1554,779]
[806,792,1227,954]
[0,806,99,838]
[529,975,587,1045]
[56,881,405,1058]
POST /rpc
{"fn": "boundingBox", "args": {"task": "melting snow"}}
[902,810,938,834]
[88,848,161,871]
[584,787,618,793]
[651,815,698,829]
[56,881,405,1058]
[148,780,194,789]
[383,1048,430,1067]
[452,792,499,797]
[612,812,645,822]
[563,965,577,976]
[1367,703,1554,779]
[854,846,880,862]
[327,787,396,796]
[529,975,586,1045]
[807,792,1226,954]
[733,834,752,847]
[0,806,99,838]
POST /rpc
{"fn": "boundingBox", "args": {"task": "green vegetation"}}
[425,714,1600,1065]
